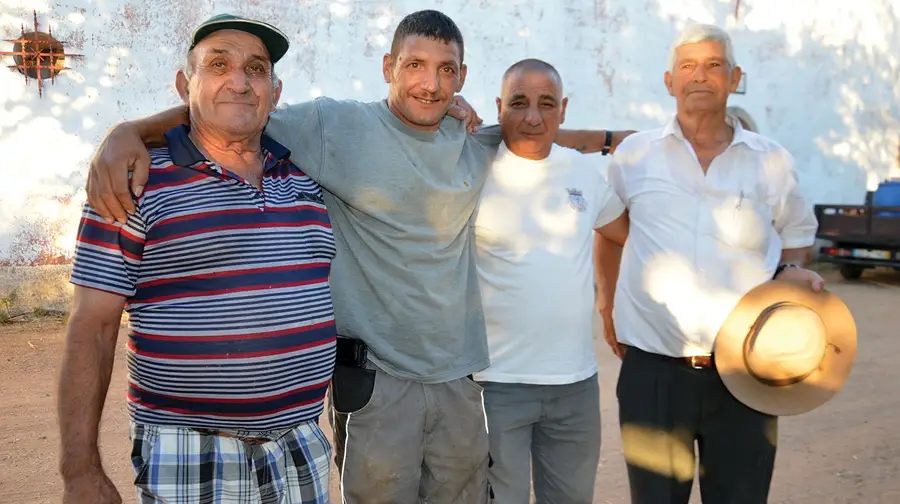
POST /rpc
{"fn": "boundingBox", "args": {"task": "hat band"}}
[742,301,825,387]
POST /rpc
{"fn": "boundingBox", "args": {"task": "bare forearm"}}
[594,232,624,314]
[556,129,637,154]
[130,105,190,147]
[781,247,812,267]
[57,315,120,480]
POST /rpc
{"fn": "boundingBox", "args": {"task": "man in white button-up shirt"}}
[596,24,824,504]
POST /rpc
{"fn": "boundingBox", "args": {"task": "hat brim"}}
[192,19,289,64]
[714,280,857,416]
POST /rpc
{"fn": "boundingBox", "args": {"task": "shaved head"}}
[501,58,563,96]
[496,58,568,160]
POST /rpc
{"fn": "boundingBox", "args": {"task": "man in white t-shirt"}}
[473,58,629,504]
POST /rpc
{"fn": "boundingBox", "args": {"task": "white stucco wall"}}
[1,0,898,264]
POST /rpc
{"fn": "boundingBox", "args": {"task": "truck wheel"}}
[840,265,864,280]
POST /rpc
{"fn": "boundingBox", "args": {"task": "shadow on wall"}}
[1,0,898,266]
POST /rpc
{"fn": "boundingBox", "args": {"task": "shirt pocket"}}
[712,187,774,253]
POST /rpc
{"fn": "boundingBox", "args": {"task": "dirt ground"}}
[1,268,899,504]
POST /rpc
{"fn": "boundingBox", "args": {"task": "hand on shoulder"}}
[87,121,150,224]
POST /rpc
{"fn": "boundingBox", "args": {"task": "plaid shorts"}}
[129,420,331,504]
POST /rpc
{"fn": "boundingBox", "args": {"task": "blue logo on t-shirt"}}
[567,188,587,212]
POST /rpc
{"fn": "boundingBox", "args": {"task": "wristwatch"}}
[601,130,612,156]
[773,263,799,279]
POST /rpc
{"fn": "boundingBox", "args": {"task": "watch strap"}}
[773,263,799,279]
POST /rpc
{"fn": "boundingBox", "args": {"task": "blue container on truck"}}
[873,180,900,216]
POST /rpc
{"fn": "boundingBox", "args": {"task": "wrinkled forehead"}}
[192,29,271,63]
[502,68,563,100]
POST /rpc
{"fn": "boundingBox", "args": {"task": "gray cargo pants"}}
[480,374,601,504]
[329,362,491,504]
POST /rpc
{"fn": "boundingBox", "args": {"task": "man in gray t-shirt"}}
[85,9,629,503]
[266,97,497,382]
[263,15,504,500]
[283,98,501,503]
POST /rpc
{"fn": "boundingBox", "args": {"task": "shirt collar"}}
[657,113,765,152]
[163,124,291,169]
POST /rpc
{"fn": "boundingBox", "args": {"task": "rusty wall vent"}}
[1,11,83,97]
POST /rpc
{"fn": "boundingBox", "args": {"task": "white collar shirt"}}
[607,114,818,358]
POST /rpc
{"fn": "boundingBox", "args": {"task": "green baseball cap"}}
[190,13,290,63]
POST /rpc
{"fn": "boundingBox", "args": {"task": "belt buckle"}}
[688,355,706,369]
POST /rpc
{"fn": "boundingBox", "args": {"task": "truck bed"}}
[814,204,900,279]
[814,204,900,248]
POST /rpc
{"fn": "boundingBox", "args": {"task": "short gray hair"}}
[667,23,736,72]
[182,50,279,85]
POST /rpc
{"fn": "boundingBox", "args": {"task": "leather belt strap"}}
[626,346,715,369]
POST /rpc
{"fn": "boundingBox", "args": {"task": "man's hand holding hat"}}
[775,264,826,292]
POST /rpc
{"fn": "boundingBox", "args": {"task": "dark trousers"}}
[617,346,778,504]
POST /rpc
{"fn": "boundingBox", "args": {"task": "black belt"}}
[626,345,715,369]
[337,338,476,381]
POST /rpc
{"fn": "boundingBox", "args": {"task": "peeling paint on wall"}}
[1,0,898,265]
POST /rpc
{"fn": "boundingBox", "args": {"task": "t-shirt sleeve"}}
[70,202,146,297]
[265,99,326,184]
[605,154,627,204]
[593,163,626,229]
[471,123,504,147]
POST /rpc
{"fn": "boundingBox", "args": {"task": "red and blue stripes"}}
[71,125,336,431]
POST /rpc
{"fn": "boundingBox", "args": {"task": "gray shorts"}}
[481,374,601,504]
[329,362,491,504]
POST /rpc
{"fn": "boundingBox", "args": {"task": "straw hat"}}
[714,280,857,416]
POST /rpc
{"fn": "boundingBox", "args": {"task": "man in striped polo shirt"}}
[57,15,335,504]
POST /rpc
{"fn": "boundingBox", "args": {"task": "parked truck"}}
[814,179,900,280]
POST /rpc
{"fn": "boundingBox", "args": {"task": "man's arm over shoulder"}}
[556,128,637,155]
[86,96,345,222]
[267,97,380,189]
[471,123,503,147]
[266,99,327,184]
[470,124,637,155]
[87,106,190,223]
